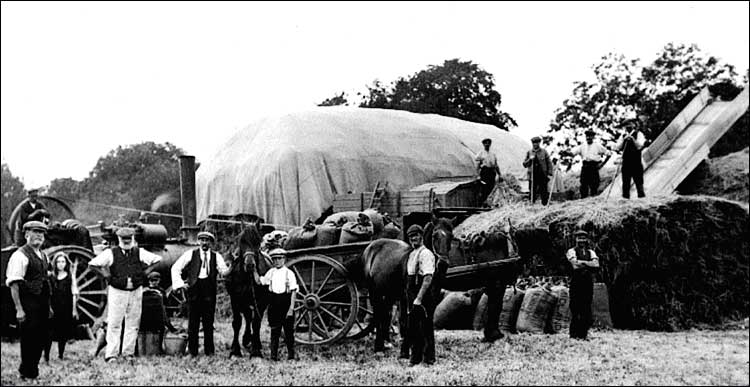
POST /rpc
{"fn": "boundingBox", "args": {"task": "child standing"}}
[138,272,176,355]
[45,252,79,361]
[259,248,298,361]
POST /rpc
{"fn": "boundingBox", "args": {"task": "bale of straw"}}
[456,195,749,331]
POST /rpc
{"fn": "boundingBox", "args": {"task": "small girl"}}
[45,252,79,361]
[259,248,298,361]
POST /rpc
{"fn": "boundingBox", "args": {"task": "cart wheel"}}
[165,286,189,319]
[44,245,106,326]
[346,289,376,340]
[287,254,358,345]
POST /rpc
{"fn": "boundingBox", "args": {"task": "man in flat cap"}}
[475,138,502,205]
[171,231,230,357]
[5,221,52,379]
[399,224,438,366]
[14,189,47,247]
[615,118,647,199]
[569,129,611,198]
[88,227,162,362]
[522,136,553,205]
[566,230,600,340]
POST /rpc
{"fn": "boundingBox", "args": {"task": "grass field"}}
[1,320,748,386]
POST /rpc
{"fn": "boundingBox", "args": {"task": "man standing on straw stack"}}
[522,136,553,205]
[566,230,600,340]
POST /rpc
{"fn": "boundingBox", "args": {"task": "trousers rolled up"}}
[187,279,217,356]
[105,286,143,359]
[579,161,600,198]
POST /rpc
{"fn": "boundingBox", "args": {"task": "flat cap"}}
[406,224,424,236]
[27,188,40,195]
[116,227,135,237]
[147,271,161,280]
[481,138,492,144]
[584,129,596,136]
[23,220,48,233]
[530,136,541,143]
[574,230,589,238]
[620,118,640,128]
[269,248,287,258]
[197,231,215,241]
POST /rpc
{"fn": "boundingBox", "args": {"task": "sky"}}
[2,1,748,189]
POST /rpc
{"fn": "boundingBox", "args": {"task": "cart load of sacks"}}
[433,277,613,334]
[280,209,401,250]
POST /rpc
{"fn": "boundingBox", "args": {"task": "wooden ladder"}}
[367,181,387,210]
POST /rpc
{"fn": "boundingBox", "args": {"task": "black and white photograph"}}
[1,1,748,385]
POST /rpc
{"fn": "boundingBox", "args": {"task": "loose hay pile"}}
[455,195,749,331]
[678,147,749,203]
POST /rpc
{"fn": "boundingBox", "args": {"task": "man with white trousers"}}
[88,227,162,362]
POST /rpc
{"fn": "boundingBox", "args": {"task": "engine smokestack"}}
[179,155,199,243]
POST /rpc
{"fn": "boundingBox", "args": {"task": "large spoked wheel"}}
[287,254,359,345]
[44,245,106,326]
[346,289,376,340]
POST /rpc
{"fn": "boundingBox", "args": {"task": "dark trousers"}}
[268,293,294,360]
[18,294,49,379]
[250,286,269,356]
[569,272,593,339]
[187,279,216,356]
[621,165,645,198]
[579,162,600,198]
[530,174,549,205]
[479,167,497,203]
[402,302,435,364]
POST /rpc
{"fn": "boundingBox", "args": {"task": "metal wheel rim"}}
[287,254,358,345]
[346,287,376,340]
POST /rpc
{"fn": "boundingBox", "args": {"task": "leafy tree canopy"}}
[1,163,26,245]
[318,92,349,107]
[549,43,747,168]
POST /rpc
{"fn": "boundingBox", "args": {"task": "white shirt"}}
[260,266,299,294]
[5,247,44,287]
[88,245,162,269]
[571,141,610,162]
[406,245,435,276]
[170,248,229,290]
[475,149,498,169]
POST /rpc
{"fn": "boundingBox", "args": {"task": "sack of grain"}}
[324,211,362,227]
[339,221,373,244]
[433,291,473,330]
[592,282,613,329]
[545,285,570,334]
[516,286,556,334]
[314,223,339,246]
[499,287,525,333]
[284,226,317,250]
[362,209,384,236]
[472,293,489,330]
[380,222,402,239]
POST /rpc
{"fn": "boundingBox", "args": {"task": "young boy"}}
[259,248,298,361]
[138,272,176,355]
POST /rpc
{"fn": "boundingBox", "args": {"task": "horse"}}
[226,224,261,357]
[241,220,274,358]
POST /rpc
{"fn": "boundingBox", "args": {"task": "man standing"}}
[14,189,47,246]
[475,138,502,204]
[571,130,611,198]
[170,231,229,357]
[615,118,647,199]
[5,221,51,380]
[522,137,553,205]
[399,224,437,366]
[566,230,600,340]
[88,227,162,362]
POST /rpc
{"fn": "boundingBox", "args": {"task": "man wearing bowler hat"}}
[6,221,52,380]
[522,136,553,205]
[475,138,502,204]
[88,227,162,362]
[566,230,600,340]
[171,231,230,357]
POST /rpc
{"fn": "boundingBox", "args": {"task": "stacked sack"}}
[284,218,318,250]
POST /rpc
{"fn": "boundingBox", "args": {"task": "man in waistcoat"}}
[566,230,600,340]
[615,118,647,199]
[522,137,554,205]
[170,231,230,357]
[88,227,162,362]
[399,224,437,366]
[14,189,47,246]
[5,221,52,380]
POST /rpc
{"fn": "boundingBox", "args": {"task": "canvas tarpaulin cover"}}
[196,107,528,226]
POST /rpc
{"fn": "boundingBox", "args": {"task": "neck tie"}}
[202,252,208,273]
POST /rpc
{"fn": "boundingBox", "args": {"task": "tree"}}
[47,177,81,202]
[359,59,517,130]
[318,92,349,107]
[549,43,747,168]
[1,163,26,246]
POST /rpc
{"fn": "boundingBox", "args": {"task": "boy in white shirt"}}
[259,248,299,361]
